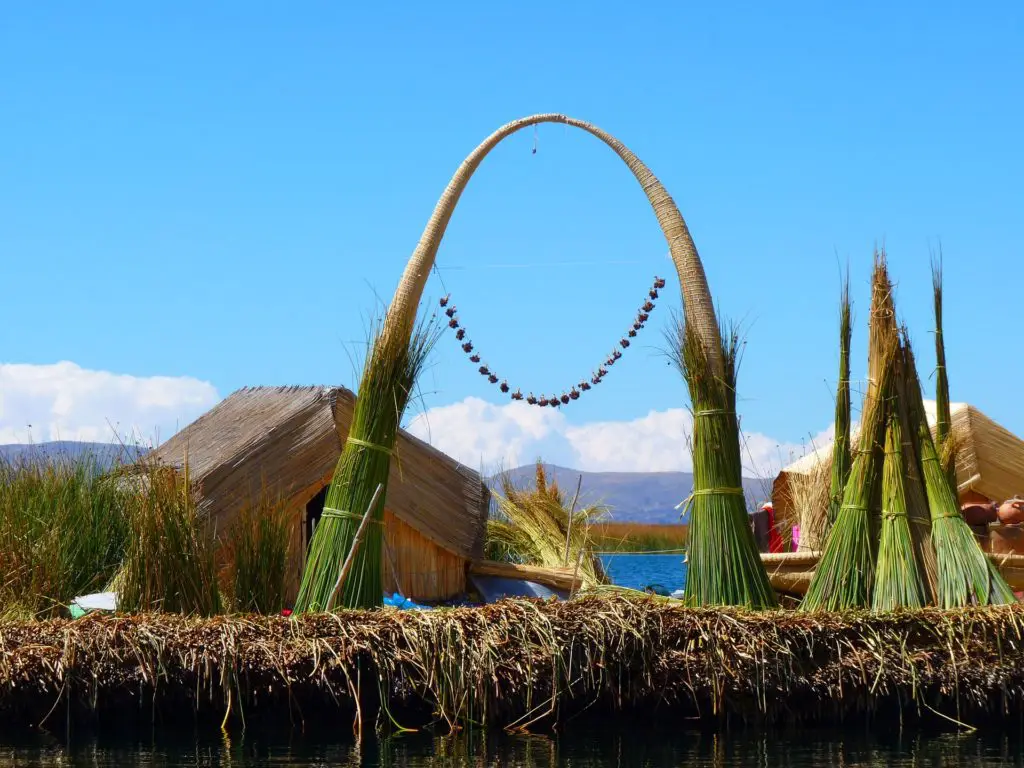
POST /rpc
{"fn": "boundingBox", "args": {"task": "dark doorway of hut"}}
[304,486,328,555]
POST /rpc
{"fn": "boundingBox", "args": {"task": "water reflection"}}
[0,726,1023,766]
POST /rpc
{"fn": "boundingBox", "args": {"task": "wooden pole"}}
[327,483,384,611]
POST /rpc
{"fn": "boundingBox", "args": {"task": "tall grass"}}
[486,462,608,587]
[0,456,131,618]
[222,491,293,615]
[116,464,222,616]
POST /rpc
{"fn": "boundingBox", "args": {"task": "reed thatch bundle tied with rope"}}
[803,251,1014,611]
[296,113,770,611]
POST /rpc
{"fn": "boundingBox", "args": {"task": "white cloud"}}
[0,362,219,446]
[405,396,829,479]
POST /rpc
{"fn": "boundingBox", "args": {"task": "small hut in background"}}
[773,401,1024,551]
[150,386,489,603]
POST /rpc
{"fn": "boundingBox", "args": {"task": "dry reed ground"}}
[3,596,1024,731]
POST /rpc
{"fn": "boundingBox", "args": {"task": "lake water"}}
[600,552,687,592]
[2,727,1023,766]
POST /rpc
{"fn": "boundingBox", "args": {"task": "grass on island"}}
[0,452,293,620]
[589,522,688,553]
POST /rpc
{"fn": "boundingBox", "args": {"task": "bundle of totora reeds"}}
[674,321,777,608]
[902,339,1015,607]
[872,413,929,610]
[805,250,1013,612]
[802,336,895,611]
[295,317,440,612]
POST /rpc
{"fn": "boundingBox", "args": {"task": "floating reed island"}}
[4,113,1024,734]
[4,596,1024,731]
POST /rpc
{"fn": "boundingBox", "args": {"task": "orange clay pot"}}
[998,499,1024,526]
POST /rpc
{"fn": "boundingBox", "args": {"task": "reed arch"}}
[296,114,775,612]
[382,113,724,377]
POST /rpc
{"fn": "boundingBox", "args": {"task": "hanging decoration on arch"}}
[440,276,667,408]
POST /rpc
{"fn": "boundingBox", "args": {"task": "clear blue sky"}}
[2,2,1022,448]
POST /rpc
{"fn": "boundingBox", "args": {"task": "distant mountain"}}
[489,464,772,524]
[0,441,148,470]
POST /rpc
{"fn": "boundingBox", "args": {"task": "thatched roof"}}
[150,386,488,560]
[774,401,1024,505]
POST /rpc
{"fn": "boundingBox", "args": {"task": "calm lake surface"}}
[2,727,1023,766]
[600,552,687,592]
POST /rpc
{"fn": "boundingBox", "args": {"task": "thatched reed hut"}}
[150,386,489,603]
[772,401,1024,547]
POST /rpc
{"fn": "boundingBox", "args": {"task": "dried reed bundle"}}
[789,462,830,553]
[294,318,440,612]
[486,462,608,587]
[827,274,853,529]
[903,341,1015,607]
[872,413,928,610]
[802,336,895,611]
[674,321,776,608]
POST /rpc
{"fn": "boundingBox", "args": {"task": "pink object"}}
[792,525,800,551]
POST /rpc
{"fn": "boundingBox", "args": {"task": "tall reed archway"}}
[295,114,776,612]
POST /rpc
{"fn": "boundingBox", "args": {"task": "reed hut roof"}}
[149,386,488,560]
[775,401,1024,505]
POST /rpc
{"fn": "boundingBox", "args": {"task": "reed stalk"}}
[674,321,776,608]
[872,413,928,610]
[826,273,853,529]
[932,257,956,488]
[294,318,440,612]
[903,340,1015,607]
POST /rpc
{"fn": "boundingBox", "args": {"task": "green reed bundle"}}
[902,340,1015,607]
[673,321,776,608]
[890,339,939,602]
[872,413,929,611]
[802,335,894,612]
[932,258,956,488]
[295,317,440,613]
[827,274,853,529]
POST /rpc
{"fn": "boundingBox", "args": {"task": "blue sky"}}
[1,3,1022,474]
